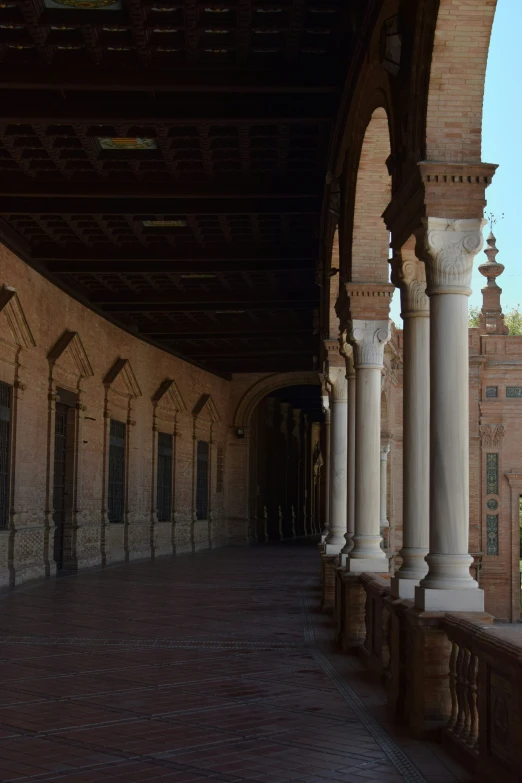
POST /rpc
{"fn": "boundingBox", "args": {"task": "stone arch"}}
[349,106,392,284]
[425,0,497,162]
[234,372,321,430]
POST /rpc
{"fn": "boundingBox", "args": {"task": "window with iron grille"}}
[157,432,173,522]
[216,445,224,493]
[0,382,11,529]
[108,419,125,523]
[196,440,209,520]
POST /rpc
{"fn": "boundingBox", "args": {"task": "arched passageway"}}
[248,384,324,543]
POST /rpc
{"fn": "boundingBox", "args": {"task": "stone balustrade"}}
[352,576,522,783]
[441,615,522,782]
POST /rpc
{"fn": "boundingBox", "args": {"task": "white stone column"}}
[346,321,390,573]
[391,250,430,599]
[380,444,390,529]
[324,368,348,554]
[339,340,355,565]
[415,217,486,611]
[320,394,331,543]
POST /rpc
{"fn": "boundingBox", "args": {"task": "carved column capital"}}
[390,252,429,317]
[339,330,356,378]
[349,320,391,369]
[327,366,348,402]
[380,444,391,460]
[479,423,505,448]
[415,217,486,296]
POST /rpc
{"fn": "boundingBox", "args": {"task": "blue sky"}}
[389,0,520,324]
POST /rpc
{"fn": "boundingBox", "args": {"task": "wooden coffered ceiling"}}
[0,0,360,376]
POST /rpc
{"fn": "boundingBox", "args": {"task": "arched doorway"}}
[248,385,324,543]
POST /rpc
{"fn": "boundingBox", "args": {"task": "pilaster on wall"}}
[151,379,186,558]
[0,285,36,587]
[46,331,95,574]
[192,394,221,553]
[102,358,142,565]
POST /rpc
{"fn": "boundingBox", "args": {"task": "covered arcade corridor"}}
[0,545,469,783]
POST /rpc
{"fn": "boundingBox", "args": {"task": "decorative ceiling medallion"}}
[142,220,187,227]
[98,137,157,150]
[44,0,123,9]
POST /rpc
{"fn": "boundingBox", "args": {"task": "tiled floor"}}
[0,544,472,783]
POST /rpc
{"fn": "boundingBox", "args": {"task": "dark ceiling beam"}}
[51,258,315,275]
[101,299,318,313]
[190,349,314,358]
[35,242,318,263]
[0,196,321,215]
[92,292,315,305]
[0,176,323,200]
[0,93,336,123]
[143,328,311,339]
[0,67,339,93]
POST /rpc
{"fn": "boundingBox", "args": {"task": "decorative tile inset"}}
[99,137,157,150]
[486,515,499,555]
[45,0,122,8]
[506,386,522,398]
[486,386,498,398]
[487,498,499,510]
[486,453,499,495]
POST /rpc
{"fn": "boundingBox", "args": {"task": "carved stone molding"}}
[0,285,36,350]
[415,218,486,296]
[479,423,505,448]
[327,366,348,402]
[349,320,391,369]
[390,253,429,316]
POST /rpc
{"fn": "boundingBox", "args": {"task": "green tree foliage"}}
[469,305,480,328]
[468,304,522,335]
[505,305,522,336]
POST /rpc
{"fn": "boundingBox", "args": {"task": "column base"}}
[324,542,343,556]
[339,552,348,567]
[415,586,484,612]
[346,557,389,574]
[391,576,419,600]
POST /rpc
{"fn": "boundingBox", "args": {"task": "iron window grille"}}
[108,419,126,523]
[196,440,209,520]
[0,381,11,529]
[157,431,173,521]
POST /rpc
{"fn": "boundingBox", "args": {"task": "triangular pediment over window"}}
[48,330,94,379]
[104,358,141,398]
[152,378,186,413]
[0,285,36,350]
[192,393,220,423]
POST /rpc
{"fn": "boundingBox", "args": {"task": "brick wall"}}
[0,243,234,586]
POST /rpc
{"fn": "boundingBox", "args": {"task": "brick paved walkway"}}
[0,545,471,783]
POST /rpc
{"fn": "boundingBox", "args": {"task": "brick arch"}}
[233,372,321,430]
[426,0,497,162]
[327,228,340,339]
[350,106,392,283]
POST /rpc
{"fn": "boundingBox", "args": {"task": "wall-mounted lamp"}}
[236,428,245,439]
